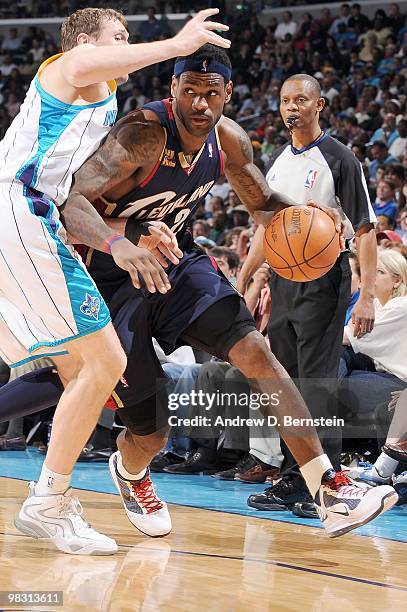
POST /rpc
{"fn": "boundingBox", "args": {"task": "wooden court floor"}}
[0,477,406,612]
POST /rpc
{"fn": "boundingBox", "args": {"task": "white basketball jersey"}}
[0,54,117,205]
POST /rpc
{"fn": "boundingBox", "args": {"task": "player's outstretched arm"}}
[220,118,297,221]
[60,9,230,88]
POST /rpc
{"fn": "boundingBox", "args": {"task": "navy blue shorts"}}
[96,248,256,431]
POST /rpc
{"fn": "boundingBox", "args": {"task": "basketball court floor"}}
[0,449,406,611]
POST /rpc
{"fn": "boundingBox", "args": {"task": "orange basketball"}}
[263,206,341,282]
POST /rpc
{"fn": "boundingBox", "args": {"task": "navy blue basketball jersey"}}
[85,99,224,292]
[99,99,223,236]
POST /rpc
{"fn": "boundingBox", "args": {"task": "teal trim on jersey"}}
[9,351,69,369]
[23,188,111,337]
[16,82,116,188]
[26,315,111,356]
[35,77,116,110]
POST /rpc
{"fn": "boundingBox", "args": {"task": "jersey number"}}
[171,209,190,234]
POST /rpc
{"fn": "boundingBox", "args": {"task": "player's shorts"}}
[95,247,256,435]
[0,183,111,368]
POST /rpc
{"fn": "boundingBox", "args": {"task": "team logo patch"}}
[305,169,318,189]
[162,148,176,168]
[80,293,101,320]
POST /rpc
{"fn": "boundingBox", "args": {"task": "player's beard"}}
[175,104,216,138]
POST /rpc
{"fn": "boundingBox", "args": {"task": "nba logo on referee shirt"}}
[305,169,317,189]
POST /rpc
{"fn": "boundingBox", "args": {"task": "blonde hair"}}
[61,8,127,52]
[378,248,407,298]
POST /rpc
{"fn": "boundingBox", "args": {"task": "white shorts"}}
[0,182,111,368]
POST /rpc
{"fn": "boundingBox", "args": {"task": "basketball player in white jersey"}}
[0,7,230,555]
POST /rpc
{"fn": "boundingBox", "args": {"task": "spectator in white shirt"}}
[389,119,407,159]
[321,75,340,103]
[329,3,351,36]
[343,249,407,383]
[1,28,23,53]
[274,12,297,41]
[0,55,17,77]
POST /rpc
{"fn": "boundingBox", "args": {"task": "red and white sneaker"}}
[315,470,398,538]
[109,451,172,537]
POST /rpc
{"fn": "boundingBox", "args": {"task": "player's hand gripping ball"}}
[264,206,341,282]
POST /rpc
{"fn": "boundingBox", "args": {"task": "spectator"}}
[209,247,239,285]
[1,28,23,53]
[0,55,18,77]
[373,179,398,226]
[329,3,351,36]
[274,11,297,41]
[395,206,407,244]
[28,38,45,62]
[139,6,164,42]
[192,220,210,240]
[368,142,398,181]
[348,3,371,33]
[389,119,407,158]
[371,113,399,148]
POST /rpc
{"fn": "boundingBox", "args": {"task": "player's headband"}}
[174,58,231,81]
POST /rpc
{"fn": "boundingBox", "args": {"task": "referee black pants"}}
[267,252,351,484]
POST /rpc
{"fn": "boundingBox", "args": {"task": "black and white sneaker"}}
[315,470,398,538]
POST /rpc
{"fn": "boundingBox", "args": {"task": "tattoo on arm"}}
[60,118,164,251]
[225,126,296,216]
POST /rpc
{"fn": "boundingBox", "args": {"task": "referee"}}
[238,74,377,515]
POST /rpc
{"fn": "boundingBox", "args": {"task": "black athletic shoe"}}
[247,476,309,511]
[292,501,318,519]
[77,445,113,462]
[211,454,253,481]
[150,451,186,473]
[163,448,217,475]
[0,435,26,451]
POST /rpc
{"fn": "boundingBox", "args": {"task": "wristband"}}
[125,219,153,245]
[105,234,126,254]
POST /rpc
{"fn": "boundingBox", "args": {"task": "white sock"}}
[374,452,399,478]
[116,452,146,481]
[300,454,333,499]
[35,463,71,496]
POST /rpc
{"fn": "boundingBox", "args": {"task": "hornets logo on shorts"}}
[80,294,101,320]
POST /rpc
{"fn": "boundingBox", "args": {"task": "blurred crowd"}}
[1,2,407,508]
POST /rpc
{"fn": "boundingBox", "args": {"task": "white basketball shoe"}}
[109,451,172,537]
[15,482,118,555]
[315,469,398,537]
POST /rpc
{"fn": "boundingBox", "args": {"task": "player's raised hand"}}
[125,220,183,266]
[110,238,171,294]
[174,9,231,54]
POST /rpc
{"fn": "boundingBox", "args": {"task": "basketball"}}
[263,206,341,282]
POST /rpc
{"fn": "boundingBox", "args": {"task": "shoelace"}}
[58,495,94,532]
[130,477,163,514]
[324,471,365,496]
[236,455,256,472]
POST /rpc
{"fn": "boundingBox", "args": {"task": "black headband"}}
[174,57,231,81]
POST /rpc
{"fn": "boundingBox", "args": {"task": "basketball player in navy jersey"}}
[2,45,398,538]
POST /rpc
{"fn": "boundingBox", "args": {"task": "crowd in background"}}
[0,3,407,501]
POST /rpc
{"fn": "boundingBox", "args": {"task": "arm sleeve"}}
[337,151,376,231]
